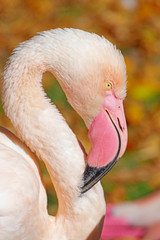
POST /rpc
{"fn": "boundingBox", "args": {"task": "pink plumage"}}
[101,205,146,239]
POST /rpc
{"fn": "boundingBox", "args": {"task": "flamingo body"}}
[0,128,105,240]
[0,127,49,239]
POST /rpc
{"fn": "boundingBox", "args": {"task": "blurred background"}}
[0,0,160,232]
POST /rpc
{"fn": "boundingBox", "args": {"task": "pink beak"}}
[81,92,128,193]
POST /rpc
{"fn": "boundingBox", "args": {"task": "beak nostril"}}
[117,117,123,132]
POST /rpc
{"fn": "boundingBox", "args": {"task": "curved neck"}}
[2,32,85,216]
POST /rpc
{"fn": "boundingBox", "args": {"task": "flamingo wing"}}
[0,128,49,240]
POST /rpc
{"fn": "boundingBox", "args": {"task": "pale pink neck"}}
[2,34,85,216]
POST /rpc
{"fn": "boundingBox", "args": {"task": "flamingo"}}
[102,191,160,239]
[1,28,128,240]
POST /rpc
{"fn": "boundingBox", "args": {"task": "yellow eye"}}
[105,82,112,90]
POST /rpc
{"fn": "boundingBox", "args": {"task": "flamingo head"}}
[51,29,127,193]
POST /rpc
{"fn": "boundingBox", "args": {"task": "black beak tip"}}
[81,158,118,194]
